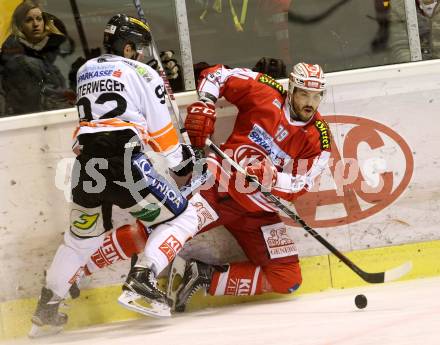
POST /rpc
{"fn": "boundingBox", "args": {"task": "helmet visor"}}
[135,43,154,63]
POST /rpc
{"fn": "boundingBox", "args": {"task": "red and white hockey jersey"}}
[198,64,332,212]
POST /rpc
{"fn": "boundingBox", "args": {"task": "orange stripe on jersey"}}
[148,124,179,152]
[75,119,150,143]
[148,122,174,138]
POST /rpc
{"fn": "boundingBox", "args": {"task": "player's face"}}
[21,8,45,44]
[291,88,322,122]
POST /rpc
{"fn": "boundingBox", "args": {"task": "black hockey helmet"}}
[103,14,152,57]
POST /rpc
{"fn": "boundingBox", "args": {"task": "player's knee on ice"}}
[263,260,302,293]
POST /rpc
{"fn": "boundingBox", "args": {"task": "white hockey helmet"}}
[288,62,326,93]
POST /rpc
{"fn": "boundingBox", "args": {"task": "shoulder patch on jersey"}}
[206,70,222,83]
[314,119,331,150]
[122,60,153,81]
[135,65,153,81]
[257,74,286,96]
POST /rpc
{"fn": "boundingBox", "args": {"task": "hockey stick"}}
[69,0,90,57]
[132,0,190,144]
[288,0,353,24]
[206,138,412,284]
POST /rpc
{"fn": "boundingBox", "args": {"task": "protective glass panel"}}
[186,0,415,75]
[2,0,437,118]
[0,0,179,117]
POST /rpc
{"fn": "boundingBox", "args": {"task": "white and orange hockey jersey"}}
[198,64,332,212]
[73,54,182,167]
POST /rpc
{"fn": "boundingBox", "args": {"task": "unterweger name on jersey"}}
[77,64,126,97]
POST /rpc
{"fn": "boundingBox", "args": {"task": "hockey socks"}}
[209,262,264,296]
[85,221,147,273]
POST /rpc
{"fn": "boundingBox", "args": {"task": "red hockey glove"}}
[184,101,216,148]
[245,159,278,189]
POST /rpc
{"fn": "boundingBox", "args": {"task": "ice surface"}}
[4,276,440,345]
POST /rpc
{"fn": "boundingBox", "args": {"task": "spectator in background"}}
[389,0,440,62]
[0,0,75,116]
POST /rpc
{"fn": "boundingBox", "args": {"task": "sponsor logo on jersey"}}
[77,68,115,83]
[190,193,219,231]
[149,178,183,208]
[248,124,290,165]
[135,65,152,80]
[159,235,182,262]
[72,210,99,230]
[70,209,101,236]
[234,145,269,171]
[134,156,185,211]
[261,223,298,259]
[258,74,286,95]
[129,205,161,222]
[68,267,85,285]
[206,70,222,83]
[112,69,122,78]
[314,119,331,150]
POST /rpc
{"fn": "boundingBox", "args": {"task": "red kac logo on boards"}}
[288,115,414,228]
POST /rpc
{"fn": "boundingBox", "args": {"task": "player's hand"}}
[245,159,278,189]
[184,101,216,148]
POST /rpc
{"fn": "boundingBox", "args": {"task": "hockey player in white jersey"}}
[29,14,198,337]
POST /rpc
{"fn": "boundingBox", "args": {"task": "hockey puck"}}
[355,294,367,309]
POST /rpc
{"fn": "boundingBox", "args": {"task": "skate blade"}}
[167,255,187,309]
[118,290,171,318]
[28,323,63,338]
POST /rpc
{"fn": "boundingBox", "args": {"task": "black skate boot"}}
[118,266,171,318]
[28,287,68,338]
[174,260,216,313]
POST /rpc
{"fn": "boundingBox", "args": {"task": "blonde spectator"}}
[0,0,75,116]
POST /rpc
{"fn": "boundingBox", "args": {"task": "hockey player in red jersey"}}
[83,62,331,312]
[173,62,331,310]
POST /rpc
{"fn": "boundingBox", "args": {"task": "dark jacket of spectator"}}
[0,1,74,116]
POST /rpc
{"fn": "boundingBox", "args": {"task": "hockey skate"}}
[28,287,68,338]
[169,258,214,313]
[118,266,171,318]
